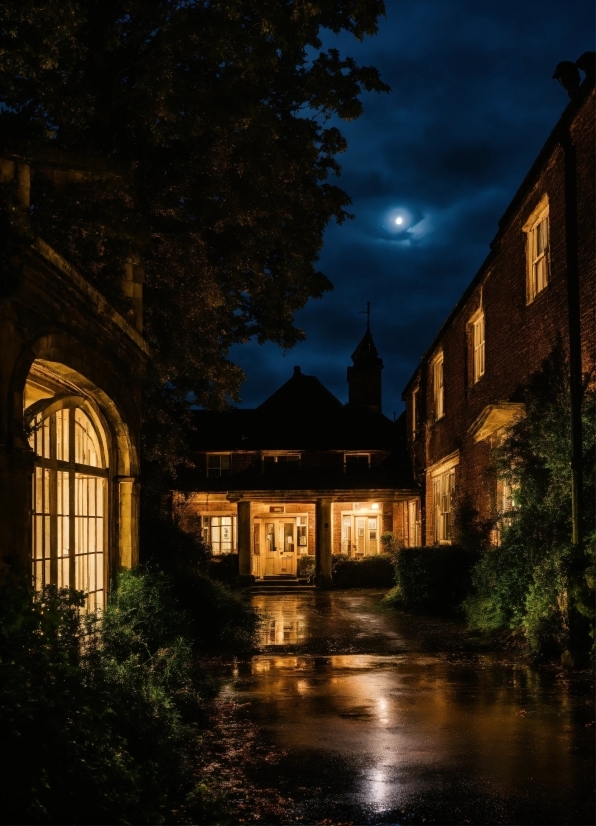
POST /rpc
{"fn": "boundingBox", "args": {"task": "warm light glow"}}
[395,216,403,225]
[371,503,379,510]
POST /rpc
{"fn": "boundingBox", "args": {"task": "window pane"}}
[74,409,103,467]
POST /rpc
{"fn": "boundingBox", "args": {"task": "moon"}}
[395,216,403,225]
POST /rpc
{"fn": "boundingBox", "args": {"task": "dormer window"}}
[524,197,550,303]
[344,453,370,472]
[207,453,231,477]
[262,453,300,473]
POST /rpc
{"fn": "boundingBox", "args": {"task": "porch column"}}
[237,500,253,584]
[315,498,333,589]
[117,476,140,570]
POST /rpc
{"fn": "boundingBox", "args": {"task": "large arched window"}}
[28,403,108,611]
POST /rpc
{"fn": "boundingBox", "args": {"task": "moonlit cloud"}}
[230,0,593,414]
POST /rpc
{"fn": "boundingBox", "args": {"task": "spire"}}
[347,307,384,413]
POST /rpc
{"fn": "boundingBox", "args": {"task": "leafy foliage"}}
[0,0,389,476]
[332,553,395,587]
[141,512,260,652]
[0,564,256,824]
[464,347,595,659]
[385,545,479,615]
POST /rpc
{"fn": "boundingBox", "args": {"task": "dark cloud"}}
[230,0,593,415]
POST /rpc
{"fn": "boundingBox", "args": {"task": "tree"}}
[0,0,389,478]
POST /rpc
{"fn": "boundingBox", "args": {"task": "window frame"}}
[469,310,485,384]
[343,452,371,473]
[411,385,420,439]
[261,453,301,473]
[206,452,232,477]
[27,397,110,611]
[432,352,444,421]
[524,196,550,304]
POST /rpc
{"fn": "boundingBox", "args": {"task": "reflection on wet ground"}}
[213,591,595,825]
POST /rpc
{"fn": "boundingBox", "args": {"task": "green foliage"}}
[332,553,395,588]
[465,347,595,660]
[0,0,389,475]
[0,570,247,824]
[386,545,479,614]
[298,554,316,579]
[208,553,240,586]
[380,531,402,554]
[141,514,259,653]
[0,583,138,825]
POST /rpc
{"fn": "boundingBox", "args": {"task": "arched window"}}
[28,404,108,611]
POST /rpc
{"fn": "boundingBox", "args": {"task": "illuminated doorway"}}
[341,513,379,557]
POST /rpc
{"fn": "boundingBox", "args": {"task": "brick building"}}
[402,60,595,547]
[0,148,148,608]
[175,327,417,585]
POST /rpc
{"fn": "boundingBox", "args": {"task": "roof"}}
[182,366,416,491]
[351,329,382,366]
[401,71,595,397]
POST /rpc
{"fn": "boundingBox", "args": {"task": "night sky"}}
[229,0,593,418]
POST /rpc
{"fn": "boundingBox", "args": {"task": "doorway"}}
[341,514,378,557]
[261,519,297,575]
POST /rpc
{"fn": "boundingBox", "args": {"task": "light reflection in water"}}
[254,595,307,646]
[235,592,594,821]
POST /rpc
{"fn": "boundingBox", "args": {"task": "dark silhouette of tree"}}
[0,0,389,476]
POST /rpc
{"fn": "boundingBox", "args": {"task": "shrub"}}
[142,515,259,654]
[298,554,315,579]
[208,552,239,586]
[387,545,479,615]
[465,347,595,660]
[332,554,395,588]
[0,583,139,825]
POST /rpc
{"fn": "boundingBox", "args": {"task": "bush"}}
[464,347,595,660]
[386,545,479,615]
[142,515,259,654]
[208,553,239,586]
[332,554,395,588]
[298,554,315,579]
[0,584,140,825]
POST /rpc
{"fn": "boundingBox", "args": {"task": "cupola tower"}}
[347,304,384,413]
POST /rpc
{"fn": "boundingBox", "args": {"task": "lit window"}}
[29,406,107,611]
[433,468,455,544]
[206,453,231,477]
[433,353,444,420]
[200,515,237,554]
[472,313,485,382]
[262,454,300,472]
[525,200,549,302]
[344,453,370,472]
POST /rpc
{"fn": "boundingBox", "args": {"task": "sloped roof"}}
[351,329,382,366]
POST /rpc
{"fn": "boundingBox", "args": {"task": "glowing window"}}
[30,406,107,611]
[525,200,549,303]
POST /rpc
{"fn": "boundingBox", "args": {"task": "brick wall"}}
[405,88,595,545]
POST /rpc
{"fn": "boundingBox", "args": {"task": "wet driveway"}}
[207,590,595,825]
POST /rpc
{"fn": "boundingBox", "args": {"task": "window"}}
[200,515,236,554]
[525,200,549,302]
[207,453,231,477]
[262,454,300,472]
[472,312,485,382]
[407,499,420,547]
[411,387,419,438]
[29,405,108,612]
[433,353,444,420]
[433,468,455,543]
[344,453,370,472]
